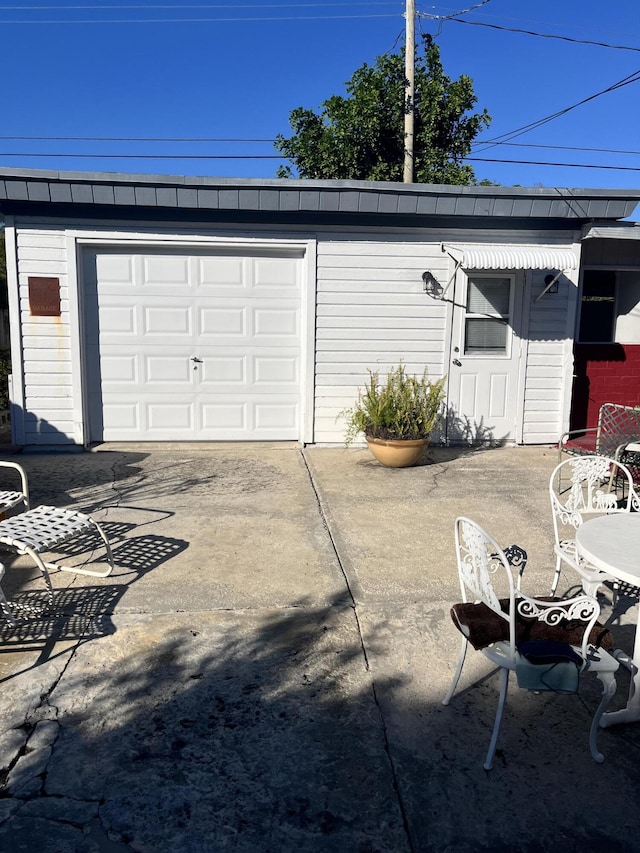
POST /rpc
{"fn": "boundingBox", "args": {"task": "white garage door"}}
[83,247,304,441]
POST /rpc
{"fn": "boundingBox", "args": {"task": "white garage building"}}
[2,168,639,448]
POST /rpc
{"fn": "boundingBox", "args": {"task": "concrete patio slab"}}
[0,443,638,851]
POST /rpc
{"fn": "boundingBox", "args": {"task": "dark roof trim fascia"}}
[0,167,639,222]
[0,201,590,232]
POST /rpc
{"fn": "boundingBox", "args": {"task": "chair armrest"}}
[553,543,615,584]
[558,427,598,461]
[559,426,598,445]
[0,461,29,508]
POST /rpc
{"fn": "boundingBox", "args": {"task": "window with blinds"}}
[464,276,511,355]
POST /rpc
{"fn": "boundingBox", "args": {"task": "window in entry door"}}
[464,276,511,355]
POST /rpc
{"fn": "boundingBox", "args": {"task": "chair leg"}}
[551,555,562,596]
[23,545,55,605]
[0,571,16,626]
[48,519,115,578]
[442,636,468,706]
[484,667,509,771]
[590,671,617,763]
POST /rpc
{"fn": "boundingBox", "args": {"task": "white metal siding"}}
[16,228,75,445]
[314,238,449,444]
[521,268,577,444]
[9,221,581,448]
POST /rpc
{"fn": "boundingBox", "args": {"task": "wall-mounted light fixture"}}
[422,270,443,299]
[544,273,560,294]
[534,271,563,303]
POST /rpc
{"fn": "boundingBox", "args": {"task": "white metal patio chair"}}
[0,460,29,517]
[559,403,640,484]
[0,505,115,619]
[442,517,619,769]
[550,455,640,598]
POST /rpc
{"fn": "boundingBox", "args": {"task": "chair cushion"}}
[450,598,614,651]
[561,435,597,454]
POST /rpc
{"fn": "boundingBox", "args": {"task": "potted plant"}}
[342,363,447,467]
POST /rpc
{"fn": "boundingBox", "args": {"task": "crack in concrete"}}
[0,644,132,846]
[7,647,75,799]
[299,448,416,853]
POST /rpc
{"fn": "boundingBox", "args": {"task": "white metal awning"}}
[441,243,579,270]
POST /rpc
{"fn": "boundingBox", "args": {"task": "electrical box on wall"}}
[28,277,61,317]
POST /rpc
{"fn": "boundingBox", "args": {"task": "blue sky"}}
[1,0,639,190]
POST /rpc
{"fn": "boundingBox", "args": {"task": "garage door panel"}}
[255,402,299,430]
[147,402,194,431]
[96,254,134,284]
[146,355,194,384]
[101,305,137,334]
[254,257,300,290]
[101,354,139,383]
[199,256,247,289]
[199,306,246,336]
[254,307,299,337]
[202,356,246,384]
[201,402,247,430]
[103,402,140,431]
[86,247,303,441]
[144,305,192,336]
[255,355,298,385]
[142,255,192,287]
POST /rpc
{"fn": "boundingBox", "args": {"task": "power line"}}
[2,136,640,158]
[477,141,640,157]
[418,4,640,44]
[0,135,276,143]
[0,1,395,6]
[1,151,639,173]
[422,0,493,19]
[0,152,284,159]
[441,15,640,53]
[476,68,640,148]
[0,12,399,24]
[466,157,640,173]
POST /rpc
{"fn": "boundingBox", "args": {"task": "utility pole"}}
[403,0,415,183]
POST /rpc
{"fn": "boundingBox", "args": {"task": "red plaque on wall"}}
[28,277,61,317]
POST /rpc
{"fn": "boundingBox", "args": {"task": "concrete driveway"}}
[0,443,638,852]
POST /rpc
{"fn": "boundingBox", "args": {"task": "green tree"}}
[275,36,491,185]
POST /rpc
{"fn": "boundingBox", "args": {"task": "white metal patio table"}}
[575,512,640,727]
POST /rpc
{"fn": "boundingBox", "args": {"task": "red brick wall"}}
[571,344,640,430]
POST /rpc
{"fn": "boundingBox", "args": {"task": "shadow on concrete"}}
[0,584,127,682]
[0,452,194,677]
[1,594,640,851]
[443,406,510,448]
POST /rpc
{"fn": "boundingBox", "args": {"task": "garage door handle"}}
[190,356,203,363]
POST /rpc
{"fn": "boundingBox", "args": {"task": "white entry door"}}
[83,246,304,441]
[447,272,523,444]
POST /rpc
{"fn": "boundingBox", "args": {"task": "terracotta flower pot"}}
[365,436,429,468]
